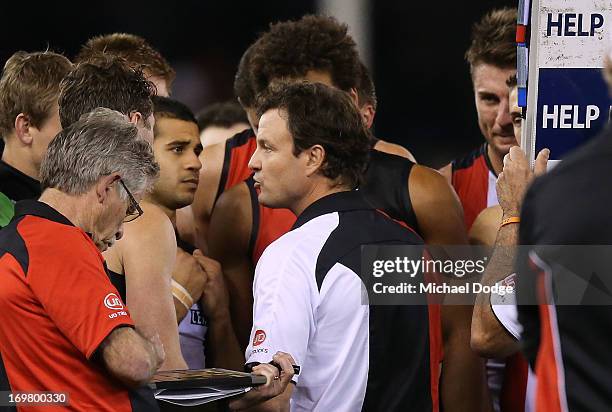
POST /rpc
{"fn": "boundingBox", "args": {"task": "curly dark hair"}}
[357,62,377,110]
[249,15,361,97]
[59,55,155,128]
[465,7,517,72]
[234,43,258,108]
[76,33,175,91]
[256,81,370,188]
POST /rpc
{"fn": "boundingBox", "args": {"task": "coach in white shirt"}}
[243,82,437,412]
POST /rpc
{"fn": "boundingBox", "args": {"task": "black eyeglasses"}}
[118,179,144,222]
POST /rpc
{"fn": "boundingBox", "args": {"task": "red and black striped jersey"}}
[451,143,498,230]
[215,128,257,203]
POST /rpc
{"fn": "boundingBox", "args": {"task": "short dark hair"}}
[152,96,197,138]
[0,51,72,138]
[250,15,361,97]
[59,55,155,128]
[465,8,517,73]
[152,95,196,125]
[506,74,518,88]
[196,101,248,132]
[76,33,175,91]
[357,62,377,110]
[234,43,257,108]
[256,81,370,188]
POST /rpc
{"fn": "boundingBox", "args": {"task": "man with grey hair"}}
[0,108,163,411]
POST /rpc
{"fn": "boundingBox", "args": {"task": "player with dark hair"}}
[75,33,175,96]
[148,96,243,370]
[196,100,249,147]
[59,55,156,141]
[440,7,518,231]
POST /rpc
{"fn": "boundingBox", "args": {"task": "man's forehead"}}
[473,64,516,91]
[258,109,288,139]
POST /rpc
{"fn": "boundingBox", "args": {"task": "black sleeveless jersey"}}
[361,149,419,233]
[104,263,126,302]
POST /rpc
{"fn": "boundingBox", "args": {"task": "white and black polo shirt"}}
[245,191,440,412]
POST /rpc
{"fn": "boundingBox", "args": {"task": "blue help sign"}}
[524,0,611,166]
[535,68,610,157]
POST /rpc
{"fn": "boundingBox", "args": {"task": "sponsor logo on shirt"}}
[190,309,207,326]
[104,293,124,310]
[253,329,266,346]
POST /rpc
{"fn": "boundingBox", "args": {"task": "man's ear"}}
[96,173,121,204]
[304,145,325,177]
[129,111,143,125]
[360,104,376,129]
[349,88,360,107]
[14,114,33,145]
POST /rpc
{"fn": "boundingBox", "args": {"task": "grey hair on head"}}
[40,107,159,197]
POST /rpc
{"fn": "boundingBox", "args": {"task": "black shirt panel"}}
[517,126,612,411]
[104,264,127,303]
[0,161,40,202]
[309,192,432,411]
[361,150,419,233]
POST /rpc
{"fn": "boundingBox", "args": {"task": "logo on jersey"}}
[253,329,266,346]
[104,293,124,310]
[190,309,207,326]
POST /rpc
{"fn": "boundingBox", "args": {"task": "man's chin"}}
[492,137,519,156]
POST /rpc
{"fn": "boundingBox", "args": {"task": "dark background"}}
[0,0,515,167]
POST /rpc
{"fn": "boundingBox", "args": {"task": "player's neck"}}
[486,144,504,176]
[1,142,39,181]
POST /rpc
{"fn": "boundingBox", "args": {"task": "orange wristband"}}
[500,216,521,228]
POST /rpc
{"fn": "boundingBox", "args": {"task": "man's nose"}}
[187,152,202,172]
[495,98,513,129]
[248,148,261,171]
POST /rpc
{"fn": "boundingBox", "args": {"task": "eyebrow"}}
[165,138,192,146]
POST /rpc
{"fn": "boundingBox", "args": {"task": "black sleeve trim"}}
[246,177,259,261]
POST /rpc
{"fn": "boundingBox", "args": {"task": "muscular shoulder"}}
[192,141,226,217]
[125,202,175,241]
[105,202,175,269]
[410,165,456,200]
[373,139,417,163]
[214,181,250,216]
[469,205,502,246]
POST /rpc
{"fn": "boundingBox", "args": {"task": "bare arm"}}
[114,203,187,370]
[471,216,520,358]
[192,141,225,254]
[471,147,549,358]
[193,251,245,370]
[208,183,255,350]
[410,165,467,246]
[99,327,165,388]
[409,165,488,412]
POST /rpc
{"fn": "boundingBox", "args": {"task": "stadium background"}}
[0,0,515,167]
